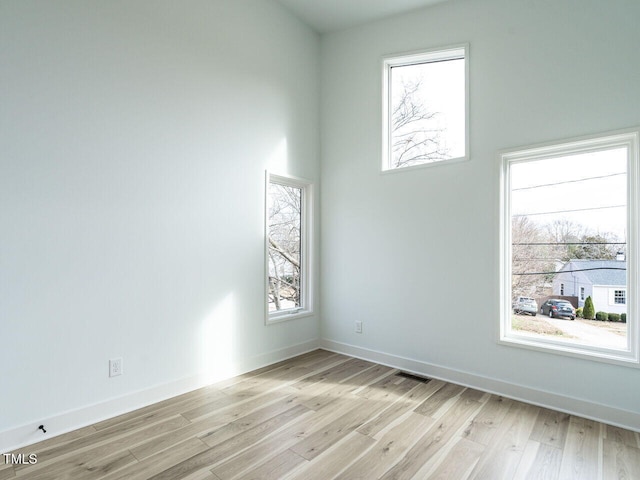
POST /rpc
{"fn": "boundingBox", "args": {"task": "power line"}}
[514,261,625,265]
[512,172,626,191]
[513,242,626,245]
[513,267,626,276]
[513,258,622,262]
[512,204,625,217]
[513,258,559,261]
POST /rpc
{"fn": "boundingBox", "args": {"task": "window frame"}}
[381,43,469,173]
[264,171,313,325]
[614,289,626,305]
[499,129,640,366]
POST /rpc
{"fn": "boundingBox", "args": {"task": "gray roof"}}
[560,260,626,286]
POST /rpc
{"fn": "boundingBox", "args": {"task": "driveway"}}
[544,317,627,350]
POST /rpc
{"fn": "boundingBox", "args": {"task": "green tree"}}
[545,220,622,262]
[568,234,618,260]
[583,296,595,320]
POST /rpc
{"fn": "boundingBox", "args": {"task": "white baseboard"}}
[0,339,320,452]
[320,339,640,433]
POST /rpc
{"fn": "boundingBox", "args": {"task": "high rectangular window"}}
[382,45,468,171]
[500,130,639,365]
[265,172,313,323]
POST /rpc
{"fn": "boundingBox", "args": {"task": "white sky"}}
[510,148,628,240]
[392,58,465,158]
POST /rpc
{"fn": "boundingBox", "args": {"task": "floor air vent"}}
[395,371,431,383]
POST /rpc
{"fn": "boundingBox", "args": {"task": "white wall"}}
[320,0,640,427]
[593,287,627,316]
[0,0,319,448]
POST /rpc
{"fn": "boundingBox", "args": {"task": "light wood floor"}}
[3,350,640,480]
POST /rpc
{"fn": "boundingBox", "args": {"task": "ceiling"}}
[275,0,450,33]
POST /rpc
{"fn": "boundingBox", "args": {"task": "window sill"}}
[498,332,639,368]
[266,309,314,325]
[381,154,468,175]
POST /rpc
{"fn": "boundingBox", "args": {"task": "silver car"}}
[513,297,538,316]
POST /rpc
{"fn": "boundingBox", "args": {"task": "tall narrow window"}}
[382,44,468,171]
[265,172,312,323]
[501,130,639,365]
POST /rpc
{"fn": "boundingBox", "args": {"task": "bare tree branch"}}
[269,237,300,269]
[391,78,449,168]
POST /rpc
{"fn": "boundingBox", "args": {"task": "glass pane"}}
[510,148,628,349]
[390,57,465,168]
[268,182,302,312]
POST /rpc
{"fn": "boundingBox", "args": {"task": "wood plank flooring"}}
[4,349,640,479]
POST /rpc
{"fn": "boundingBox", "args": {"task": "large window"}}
[500,130,639,365]
[265,172,312,323]
[382,44,468,171]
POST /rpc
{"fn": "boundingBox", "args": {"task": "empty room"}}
[1,0,640,478]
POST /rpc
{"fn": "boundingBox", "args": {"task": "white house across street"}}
[553,258,627,315]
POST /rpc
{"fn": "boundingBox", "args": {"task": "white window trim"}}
[381,43,469,173]
[499,128,640,366]
[265,171,313,325]
[612,288,627,305]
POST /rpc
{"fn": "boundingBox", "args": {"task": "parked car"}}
[540,299,576,320]
[513,297,538,316]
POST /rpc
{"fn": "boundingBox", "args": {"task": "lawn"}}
[511,314,571,337]
[579,319,627,336]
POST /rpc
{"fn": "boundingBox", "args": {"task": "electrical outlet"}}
[109,358,123,377]
[355,320,362,333]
